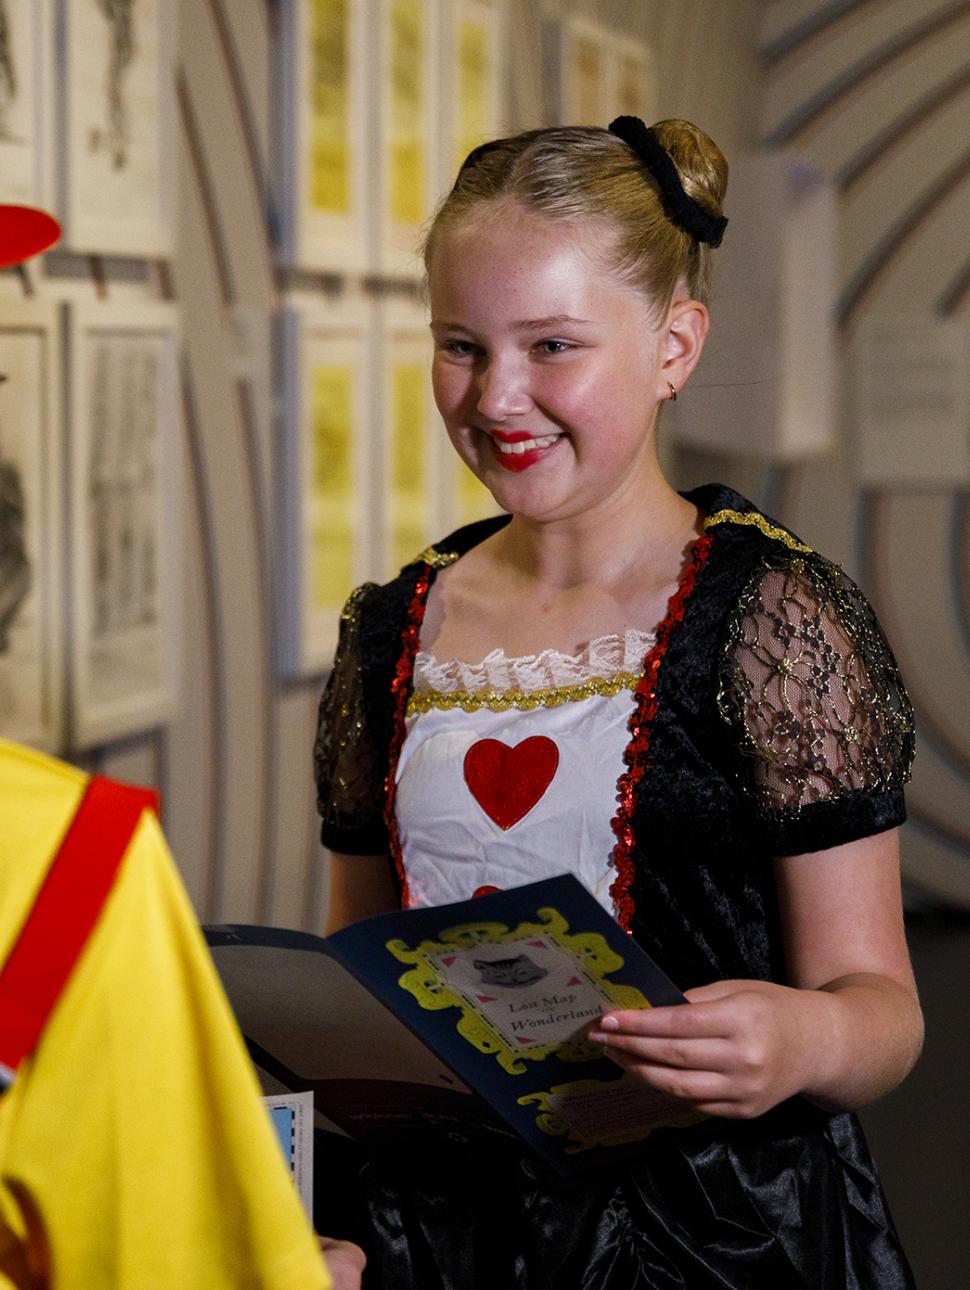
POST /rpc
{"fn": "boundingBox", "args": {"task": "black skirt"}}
[316,1102,915,1289]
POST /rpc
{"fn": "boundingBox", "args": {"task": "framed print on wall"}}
[0,297,63,750]
[276,0,370,273]
[0,0,54,210]
[278,293,376,676]
[611,38,656,124]
[557,17,656,127]
[439,0,506,194]
[377,0,439,278]
[58,0,173,257]
[380,296,443,577]
[66,299,180,748]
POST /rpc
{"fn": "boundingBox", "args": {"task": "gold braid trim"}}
[703,510,812,554]
[406,671,641,716]
[412,545,460,569]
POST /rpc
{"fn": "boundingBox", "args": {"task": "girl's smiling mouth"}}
[488,429,563,471]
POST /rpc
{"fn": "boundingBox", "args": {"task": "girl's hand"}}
[318,1236,367,1290]
[587,978,828,1119]
[588,832,924,1118]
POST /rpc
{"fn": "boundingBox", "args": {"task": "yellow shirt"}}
[0,740,330,1289]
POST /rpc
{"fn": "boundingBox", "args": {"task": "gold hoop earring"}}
[666,382,678,402]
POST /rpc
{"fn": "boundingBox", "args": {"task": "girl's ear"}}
[658,297,709,400]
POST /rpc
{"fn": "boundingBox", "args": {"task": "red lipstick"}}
[487,429,562,473]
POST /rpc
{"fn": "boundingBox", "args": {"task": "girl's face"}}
[428,208,670,525]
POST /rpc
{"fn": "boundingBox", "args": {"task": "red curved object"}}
[0,205,61,269]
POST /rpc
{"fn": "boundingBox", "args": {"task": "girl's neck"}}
[421,465,703,663]
[495,475,700,593]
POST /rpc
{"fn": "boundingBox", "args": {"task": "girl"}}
[315,117,922,1288]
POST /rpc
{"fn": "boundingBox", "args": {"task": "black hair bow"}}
[608,116,727,248]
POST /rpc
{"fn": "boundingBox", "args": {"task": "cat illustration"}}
[472,954,547,989]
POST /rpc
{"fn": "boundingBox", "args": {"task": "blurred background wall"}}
[67,0,970,936]
[92,0,772,933]
[3,1,967,1283]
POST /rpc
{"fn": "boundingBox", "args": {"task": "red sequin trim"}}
[383,565,433,907]
[609,533,714,930]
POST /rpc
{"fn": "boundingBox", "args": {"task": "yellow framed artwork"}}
[440,0,506,196]
[382,298,440,575]
[567,25,604,126]
[278,295,375,675]
[614,43,656,122]
[276,0,371,272]
[378,0,440,278]
[557,17,656,128]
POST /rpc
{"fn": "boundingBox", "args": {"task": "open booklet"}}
[206,874,696,1177]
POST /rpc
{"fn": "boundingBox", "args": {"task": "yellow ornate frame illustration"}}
[518,1077,702,1154]
[386,904,649,1075]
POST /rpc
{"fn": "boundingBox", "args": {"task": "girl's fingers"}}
[589,1001,736,1042]
[682,980,753,1002]
[591,983,796,1044]
[592,1032,733,1071]
[603,1056,734,1105]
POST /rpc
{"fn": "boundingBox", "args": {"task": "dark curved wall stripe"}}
[150,728,164,820]
[179,360,227,919]
[235,374,278,923]
[837,145,970,327]
[859,490,970,783]
[764,1,970,145]
[302,705,325,928]
[158,722,174,830]
[952,492,970,666]
[937,254,970,315]
[761,0,880,66]
[838,64,970,192]
[175,68,236,306]
[208,0,270,229]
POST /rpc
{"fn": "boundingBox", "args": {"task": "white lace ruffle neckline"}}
[413,628,656,694]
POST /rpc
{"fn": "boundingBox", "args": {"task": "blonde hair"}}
[423,119,728,317]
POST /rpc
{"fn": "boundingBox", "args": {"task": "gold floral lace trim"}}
[413,545,460,569]
[717,555,915,816]
[703,509,812,554]
[406,671,641,715]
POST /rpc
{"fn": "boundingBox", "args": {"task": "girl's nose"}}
[475,359,532,420]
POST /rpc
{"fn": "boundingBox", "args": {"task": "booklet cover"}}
[206,874,696,1176]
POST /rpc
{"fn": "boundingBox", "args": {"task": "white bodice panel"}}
[395,632,655,915]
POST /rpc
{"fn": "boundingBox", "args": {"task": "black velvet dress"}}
[314,483,917,1289]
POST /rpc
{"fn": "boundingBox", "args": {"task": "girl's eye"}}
[441,339,478,358]
[537,340,572,355]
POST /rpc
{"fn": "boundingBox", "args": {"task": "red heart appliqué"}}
[463,736,560,830]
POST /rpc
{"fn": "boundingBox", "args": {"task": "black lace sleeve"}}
[718,554,915,856]
[313,584,390,854]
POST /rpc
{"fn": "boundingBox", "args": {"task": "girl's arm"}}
[588,828,924,1118]
[767,826,923,1109]
[325,852,399,934]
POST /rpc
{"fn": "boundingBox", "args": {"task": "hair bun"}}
[649,119,728,221]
